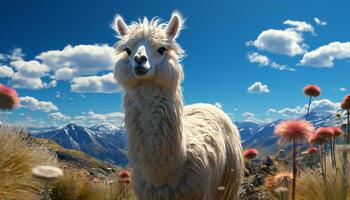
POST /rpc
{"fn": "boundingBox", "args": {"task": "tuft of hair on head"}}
[165,11,185,40]
[111,14,130,36]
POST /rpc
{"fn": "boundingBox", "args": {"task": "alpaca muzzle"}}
[134,65,150,76]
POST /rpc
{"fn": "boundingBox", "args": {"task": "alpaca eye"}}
[124,48,131,55]
[157,47,166,55]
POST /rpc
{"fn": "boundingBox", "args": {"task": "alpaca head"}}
[113,12,185,90]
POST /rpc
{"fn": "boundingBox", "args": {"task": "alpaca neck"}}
[124,82,186,187]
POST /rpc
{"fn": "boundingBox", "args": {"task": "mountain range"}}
[31,123,128,166]
[30,111,342,166]
[241,111,342,155]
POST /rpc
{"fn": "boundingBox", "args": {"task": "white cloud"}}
[340,87,347,92]
[8,48,24,61]
[8,59,50,89]
[242,112,255,118]
[247,82,270,94]
[267,107,305,119]
[48,112,71,121]
[283,20,315,33]
[247,29,307,57]
[314,17,327,26]
[54,67,76,80]
[299,42,350,67]
[36,44,117,80]
[214,102,222,109]
[44,80,57,88]
[247,52,295,71]
[311,99,340,113]
[0,48,24,62]
[0,54,5,61]
[26,110,125,127]
[247,19,316,57]
[9,73,45,89]
[247,52,269,65]
[71,73,118,93]
[9,59,48,77]
[267,99,340,119]
[241,111,271,124]
[0,65,14,78]
[19,96,58,112]
[72,111,125,126]
[0,45,119,93]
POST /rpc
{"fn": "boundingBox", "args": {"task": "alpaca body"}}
[123,83,243,200]
[112,12,244,200]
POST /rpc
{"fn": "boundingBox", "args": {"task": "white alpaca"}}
[113,12,244,200]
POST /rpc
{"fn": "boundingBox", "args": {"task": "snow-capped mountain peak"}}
[32,123,127,166]
[90,122,118,133]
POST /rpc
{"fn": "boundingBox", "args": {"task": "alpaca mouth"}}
[134,66,149,76]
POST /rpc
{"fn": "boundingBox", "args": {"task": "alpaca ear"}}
[112,15,129,36]
[165,11,183,40]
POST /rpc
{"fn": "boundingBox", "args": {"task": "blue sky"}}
[0,0,349,127]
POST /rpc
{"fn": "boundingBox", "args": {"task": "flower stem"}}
[347,109,350,144]
[320,145,324,177]
[292,138,297,200]
[332,138,337,169]
[323,145,327,177]
[300,96,312,156]
[330,140,334,168]
[305,96,312,120]
[43,184,50,200]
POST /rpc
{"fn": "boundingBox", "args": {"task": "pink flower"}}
[265,172,293,188]
[308,133,327,145]
[341,94,350,110]
[315,127,334,140]
[274,120,314,144]
[307,147,317,155]
[243,148,259,159]
[0,84,19,110]
[274,172,293,186]
[124,178,131,184]
[264,175,274,189]
[119,170,130,179]
[303,85,321,97]
[119,178,131,184]
[331,127,343,137]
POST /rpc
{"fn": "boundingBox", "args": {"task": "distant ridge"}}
[241,111,341,155]
[31,123,127,166]
[30,111,341,165]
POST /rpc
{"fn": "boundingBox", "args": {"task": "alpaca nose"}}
[134,55,147,64]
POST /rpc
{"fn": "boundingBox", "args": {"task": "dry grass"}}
[50,168,101,200]
[295,153,350,200]
[0,125,137,200]
[0,125,57,200]
[50,167,136,200]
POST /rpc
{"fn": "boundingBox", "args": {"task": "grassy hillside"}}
[33,138,119,178]
[0,125,136,200]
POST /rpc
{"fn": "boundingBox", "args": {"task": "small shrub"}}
[50,168,136,200]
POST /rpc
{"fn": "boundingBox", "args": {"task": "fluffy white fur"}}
[113,12,244,200]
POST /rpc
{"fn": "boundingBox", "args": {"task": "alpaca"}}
[112,12,244,200]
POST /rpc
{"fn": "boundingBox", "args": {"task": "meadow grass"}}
[0,125,137,200]
[0,125,57,200]
[295,151,350,200]
[50,167,136,200]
